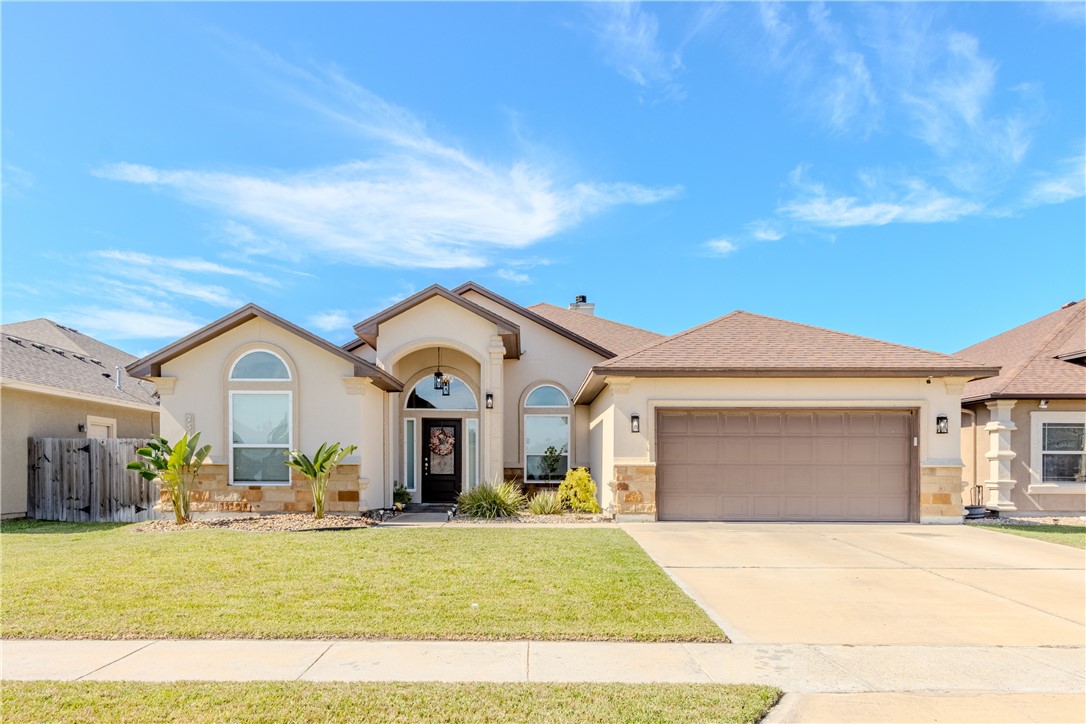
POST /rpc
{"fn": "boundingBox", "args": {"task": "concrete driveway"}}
[622,523,1086,646]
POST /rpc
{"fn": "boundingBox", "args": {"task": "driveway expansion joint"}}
[74,639,159,682]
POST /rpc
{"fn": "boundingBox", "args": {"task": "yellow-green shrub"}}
[558,467,601,513]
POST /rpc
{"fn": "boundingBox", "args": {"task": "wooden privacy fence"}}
[28,438,159,522]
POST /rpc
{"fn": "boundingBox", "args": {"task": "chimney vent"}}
[1061,301,1078,309]
[569,294,595,316]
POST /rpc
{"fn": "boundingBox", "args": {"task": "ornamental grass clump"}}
[284,442,358,519]
[527,490,564,515]
[558,467,601,514]
[457,480,526,518]
[127,432,212,525]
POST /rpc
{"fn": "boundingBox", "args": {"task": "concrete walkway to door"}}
[621,522,1086,646]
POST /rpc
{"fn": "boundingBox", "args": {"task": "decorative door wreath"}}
[429,427,455,456]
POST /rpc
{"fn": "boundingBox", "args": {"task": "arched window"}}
[228,349,292,485]
[523,384,570,482]
[526,384,569,407]
[405,376,477,410]
[230,350,291,380]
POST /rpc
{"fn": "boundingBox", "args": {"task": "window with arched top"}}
[523,383,570,482]
[525,384,569,408]
[227,349,292,485]
[405,376,477,410]
[230,350,291,380]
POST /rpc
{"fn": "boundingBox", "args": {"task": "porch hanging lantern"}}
[433,348,445,390]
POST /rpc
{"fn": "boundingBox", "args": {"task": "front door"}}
[422,419,462,503]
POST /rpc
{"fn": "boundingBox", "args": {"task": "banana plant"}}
[284,442,358,519]
[127,432,212,525]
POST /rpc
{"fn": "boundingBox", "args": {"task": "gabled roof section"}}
[450,281,621,358]
[353,284,521,358]
[526,302,665,356]
[575,311,998,401]
[1,319,159,409]
[957,300,1086,403]
[126,303,402,391]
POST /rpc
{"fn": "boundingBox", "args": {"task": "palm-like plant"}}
[127,432,212,525]
[284,442,358,519]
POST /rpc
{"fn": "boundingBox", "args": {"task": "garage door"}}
[656,409,913,522]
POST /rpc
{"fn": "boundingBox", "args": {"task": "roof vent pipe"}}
[115,366,122,390]
[568,294,595,316]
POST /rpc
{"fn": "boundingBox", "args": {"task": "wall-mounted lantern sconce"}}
[77,423,86,433]
[631,414,640,434]
[485,393,494,409]
[935,414,949,434]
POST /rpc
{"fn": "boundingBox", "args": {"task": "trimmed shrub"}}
[558,467,601,513]
[527,490,564,515]
[392,486,412,506]
[457,481,526,518]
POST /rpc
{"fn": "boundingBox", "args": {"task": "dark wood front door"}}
[422,419,462,503]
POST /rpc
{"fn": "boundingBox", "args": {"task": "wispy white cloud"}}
[779,165,982,227]
[705,238,738,256]
[62,308,204,341]
[96,46,679,271]
[308,309,351,333]
[587,2,683,99]
[2,163,35,195]
[94,249,278,286]
[1024,153,1086,206]
[495,269,531,284]
[746,220,785,242]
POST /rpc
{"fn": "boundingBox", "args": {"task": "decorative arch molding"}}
[222,342,299,387]
[402,369,480,412]
[382,338,488,373]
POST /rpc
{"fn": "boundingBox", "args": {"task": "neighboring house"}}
[127,282,997,523]
[957,300,1086,516]
[0,319,160,519]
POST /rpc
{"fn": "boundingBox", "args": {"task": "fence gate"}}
[27,438,159,522]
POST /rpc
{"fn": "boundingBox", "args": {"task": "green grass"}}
[0,519,725,641]
[973,523,1086,549]
[0,681,780,723]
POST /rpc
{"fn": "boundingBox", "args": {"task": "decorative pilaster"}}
[485,335,505,483]
[983,400,1018,511]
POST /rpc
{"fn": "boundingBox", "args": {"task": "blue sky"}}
[3,2,1083,357]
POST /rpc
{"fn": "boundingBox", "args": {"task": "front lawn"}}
[0,681,780,723]
[972,523,1086,549]
[0,520,725,641]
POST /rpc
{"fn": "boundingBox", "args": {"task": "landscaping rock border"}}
[135,513,380,533]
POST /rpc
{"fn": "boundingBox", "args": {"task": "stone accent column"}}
[983,400,1018,511]
[610,463,656,521]
[485,336,505,484]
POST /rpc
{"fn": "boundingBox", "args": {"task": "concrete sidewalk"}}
[3,639,1083,693]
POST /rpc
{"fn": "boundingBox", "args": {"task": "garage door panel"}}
[657,409,912,522]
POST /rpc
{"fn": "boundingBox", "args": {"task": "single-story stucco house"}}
[126,282,999,523]
[957,300,1086,516]
[0,319,160,519]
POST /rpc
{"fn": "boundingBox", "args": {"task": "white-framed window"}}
[85,415,116,439]
[466,418,479,488]
[1030,411,1086,487]
[404,418,417,491]
[229,350,291,381]
[525,415,570,482]
[525,384,569,407]
[405,376,477,410]
[230,391,292,485]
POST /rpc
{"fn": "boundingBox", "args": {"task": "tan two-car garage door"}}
[656,409,914,522]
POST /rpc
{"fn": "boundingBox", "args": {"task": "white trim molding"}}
[1028,410,1086,494]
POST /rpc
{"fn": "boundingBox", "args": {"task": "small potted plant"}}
[393,484,412,511]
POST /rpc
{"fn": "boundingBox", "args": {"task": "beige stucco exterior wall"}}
[460,290,605,471]
[154,318,386,511]
[597,375,971,523]
[961,398,1086,514]
[0,387,158,518]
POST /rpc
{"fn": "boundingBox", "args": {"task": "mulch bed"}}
[135,513,381,533]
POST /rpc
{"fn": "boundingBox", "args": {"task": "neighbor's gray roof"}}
[1,319,159,407]
[957,300,1086,403]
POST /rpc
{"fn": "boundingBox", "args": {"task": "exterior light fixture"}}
[631,414,640,433]
[77,423,86,433]
[441,377,451,397]
[485,393,494,409]
[434,348,446,390]
[1039,399,1049,409]
[935,414,949,434]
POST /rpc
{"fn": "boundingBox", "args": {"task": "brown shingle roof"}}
[1,319,159,408]
[957,301,1086,403]
[526,303,664,356]
[595,311,999,377]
